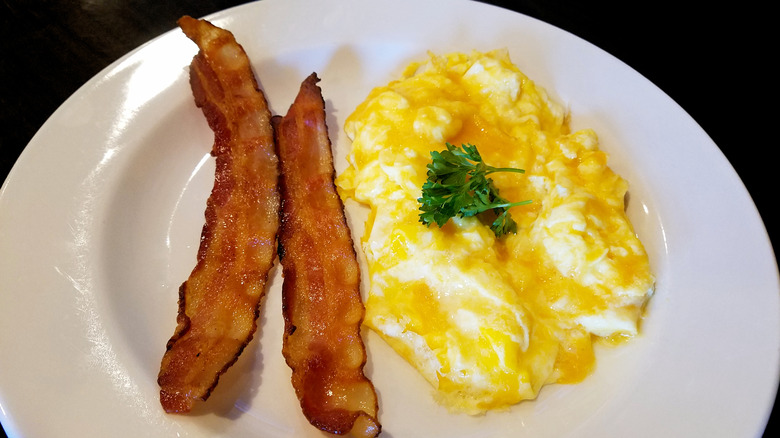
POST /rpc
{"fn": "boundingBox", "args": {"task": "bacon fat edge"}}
[157,16,280,413]
[273,74,381,438]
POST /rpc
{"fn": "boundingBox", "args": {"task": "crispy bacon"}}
[273,74,381,438]
[157,16,280,413]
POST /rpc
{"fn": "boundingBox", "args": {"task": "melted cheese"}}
[336,49,654,413]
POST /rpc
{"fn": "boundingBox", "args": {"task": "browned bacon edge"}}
[157,16,280,413]
[273,73,381,438]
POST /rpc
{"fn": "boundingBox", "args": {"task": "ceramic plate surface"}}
[1,0,778,437]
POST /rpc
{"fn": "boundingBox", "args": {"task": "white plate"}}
[1,0,777,437]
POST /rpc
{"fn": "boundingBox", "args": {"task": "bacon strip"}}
[273,74,381,438]
[157,16,280,413]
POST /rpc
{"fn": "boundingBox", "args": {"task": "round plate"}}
[1,0,777,437]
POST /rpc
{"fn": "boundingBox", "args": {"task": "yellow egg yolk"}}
[336,49,655,414]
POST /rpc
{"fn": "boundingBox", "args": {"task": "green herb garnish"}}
[417,143,531,237]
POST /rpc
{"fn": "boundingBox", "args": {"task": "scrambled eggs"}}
[336,50,654,414]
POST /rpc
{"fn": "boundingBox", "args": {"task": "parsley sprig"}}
[418,143,531,237]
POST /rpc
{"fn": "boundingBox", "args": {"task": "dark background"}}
[0,1,775,437]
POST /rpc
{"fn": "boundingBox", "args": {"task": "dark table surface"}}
[1,1,776,437]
